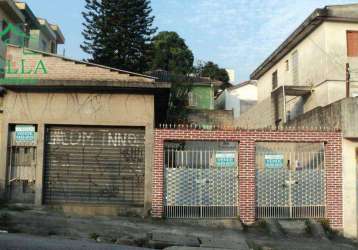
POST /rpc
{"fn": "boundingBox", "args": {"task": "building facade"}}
[0,45,170,217]
[0,0,64,59]
[236,4,358,238]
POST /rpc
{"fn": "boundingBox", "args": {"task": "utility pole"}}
[346,63,350,98]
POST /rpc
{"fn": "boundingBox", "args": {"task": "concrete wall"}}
[0,91,155,215]
[342,138,358,238]
[234,96,276,129]
[187,109,234,127]
[284,97,358,238]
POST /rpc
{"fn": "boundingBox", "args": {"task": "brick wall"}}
[152,128,343,230]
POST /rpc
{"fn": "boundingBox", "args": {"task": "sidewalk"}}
[0,205,357,250]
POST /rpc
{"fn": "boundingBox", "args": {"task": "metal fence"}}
[256,143,326,219]
[164,144,238,218]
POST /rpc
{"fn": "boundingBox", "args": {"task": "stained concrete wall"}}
[187,109,234,127]
[342,138,358,238]
[285,97,358,238]
[0,91,155,216]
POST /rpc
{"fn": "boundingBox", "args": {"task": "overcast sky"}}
[24,0,355,83]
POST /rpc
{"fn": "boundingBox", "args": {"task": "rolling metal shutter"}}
[44,126,145,206]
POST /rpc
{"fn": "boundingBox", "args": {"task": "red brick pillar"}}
[325,137,343,229]
[152,135,164,217]
[239,139,256,224]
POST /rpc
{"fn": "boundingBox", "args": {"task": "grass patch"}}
[304,220,313,236]
[89,232,100,240]
[7,204,31,212]
[256,219,270,233]
[0,213,11,230]
[318,219,338,239]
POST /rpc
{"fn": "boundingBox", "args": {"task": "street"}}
[0,233,149,250]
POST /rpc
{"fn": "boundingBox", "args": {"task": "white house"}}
[215,80,257,119]
[236,4,358,238]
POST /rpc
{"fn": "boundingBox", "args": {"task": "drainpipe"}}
[346,63,350,98]
[283,85,286,124]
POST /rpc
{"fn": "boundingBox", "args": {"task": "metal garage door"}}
[44,126,145,206]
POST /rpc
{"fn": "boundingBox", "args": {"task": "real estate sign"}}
[264,154,284,168]
[216,152,236,167]
[15,125,35,143]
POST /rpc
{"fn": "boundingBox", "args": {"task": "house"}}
[148,69,234,126]
[0,45,170,216]
[0,0,64,58]
[215,80,257,119]
[236,4,358,238]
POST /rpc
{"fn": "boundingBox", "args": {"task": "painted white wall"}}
[256,21,358,110]
[216,84,257,119]
[256,22,328,102]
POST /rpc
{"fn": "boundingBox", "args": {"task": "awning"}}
[272,85,313,96]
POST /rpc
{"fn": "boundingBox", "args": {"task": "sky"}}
[24,0,355,83]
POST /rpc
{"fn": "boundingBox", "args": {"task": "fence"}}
[152,127,343,230]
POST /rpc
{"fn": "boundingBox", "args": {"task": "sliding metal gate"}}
[256,143,325,219]
[164,142,238,218]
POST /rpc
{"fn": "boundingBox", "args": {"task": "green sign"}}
[215,152,236,167]
[0,19,48,85]
[15,125,35,142]
[264,154,284,168]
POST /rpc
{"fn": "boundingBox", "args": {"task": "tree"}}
[197,61,230,83]
[150,31,194,75]
[81,0,157,72]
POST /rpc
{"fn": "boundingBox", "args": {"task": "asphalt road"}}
[0,233,150,250]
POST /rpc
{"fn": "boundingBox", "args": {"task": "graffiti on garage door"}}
[44,126,145,205]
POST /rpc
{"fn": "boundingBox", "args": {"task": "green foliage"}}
[166,74,193,123]
[150,31,194,75]
[318,218,338,239]
[196,61,229,83]
[89,232,100,240]
[81,0,157,72]
[304,220,313,235]
[0,213,11,229]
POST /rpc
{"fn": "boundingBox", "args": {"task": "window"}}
[292,51,299,84]
[272,70,278,90]
[41,40,47,51]
[188,92,197,107]
[285,60,289,71]
[347,31,358,57]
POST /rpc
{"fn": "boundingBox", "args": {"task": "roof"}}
[228,80,257,91]
[251,4,358,80]
[15,1,40,29]
[2,45,165,90]
[0,0,25,23]
[16,1,65,44]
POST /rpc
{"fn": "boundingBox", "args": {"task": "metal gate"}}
[256,142,325,219]
[44,126,145,206]
[164,141,238,218]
